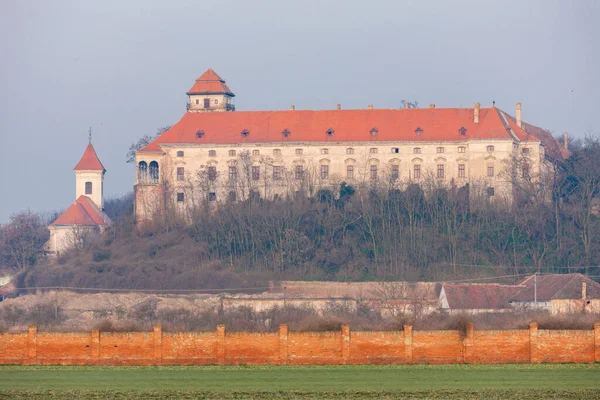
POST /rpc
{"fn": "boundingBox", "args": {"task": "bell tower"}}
[74,129,106,209]
[186,68,235,112]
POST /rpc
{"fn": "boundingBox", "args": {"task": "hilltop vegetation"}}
[1,137,600,290]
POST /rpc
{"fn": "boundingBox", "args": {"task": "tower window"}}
[85,182,92,195]
[177,151,184,157]
[149,161,159,181]
[177,192,184,202]
[177,167,185,181]
[522,148,530,154]
[204,98,210,108]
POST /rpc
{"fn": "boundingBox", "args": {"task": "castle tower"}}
[186,68,235,112]
[73,136,106,210]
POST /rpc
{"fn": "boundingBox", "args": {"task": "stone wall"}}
[2,322,599,365]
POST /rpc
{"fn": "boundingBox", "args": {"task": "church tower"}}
[73,134,106,209]
[186,68,235,112]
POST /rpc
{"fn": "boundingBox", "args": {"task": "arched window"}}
[85,182,92,195]
[149,161,159,182]
[138,161,148,181]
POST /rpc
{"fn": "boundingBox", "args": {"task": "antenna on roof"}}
[492,101,496,107]
[88,126,92,143]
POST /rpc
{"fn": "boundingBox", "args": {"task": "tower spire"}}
[88,126,92,143]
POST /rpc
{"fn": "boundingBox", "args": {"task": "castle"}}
[134,69,566,223]
[45,137,111,256]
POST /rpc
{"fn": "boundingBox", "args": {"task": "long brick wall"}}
[1,322,599,365]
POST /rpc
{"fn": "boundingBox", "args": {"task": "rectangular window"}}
[177,167,185,181]
[177,192,184,202]
[209,150,216,157]
[370,165,378,180]
[487,166,495,177]
[522,148,530,154]
[414,165,421,179]
[252,166,260,181]
[487,145,495,152]
[413,147,421,154]
[229,166,237,181]
[273,149,281,156]
[437,147,444,154]
[347,165,354,179]
[204,98,210,108]
[391,148,399,154]
[320,165,329,179]
[208,166,217,181]
[273,166,282,180]
[458,146,466,153]
[370,148,378,154]
[487,187,495,197]
[346,148,354,155]
[229,150,236,157]
[321,148,329,155]
[85,182,92,195]
[437,164,445,178]
[522,165,530,179]
[458,164,465,178]
[252,149,260,156]
[295,148,303,155]
[208,192,216,201]
[295,165,304,180]
[177,151,184,157]
[228,191,236,202]
[391,165,399,180]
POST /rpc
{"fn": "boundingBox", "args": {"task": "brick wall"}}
[1,322,599,365]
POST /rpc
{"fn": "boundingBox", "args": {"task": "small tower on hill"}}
[186,68,235,112]
[73,133,106,210]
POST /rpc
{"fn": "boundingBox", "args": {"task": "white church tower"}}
[73,131,106,209]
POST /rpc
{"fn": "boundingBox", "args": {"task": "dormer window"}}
[326,128,334,136]
[196,130,204,139]
[459,126,467,136]
[241,129,250,137]
[370,127,378,136]
[415,127,423,136]
[282,128,291,138]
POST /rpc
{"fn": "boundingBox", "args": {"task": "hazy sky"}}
[1,0,599,222]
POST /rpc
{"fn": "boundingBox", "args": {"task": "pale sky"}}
[1,0,599,222]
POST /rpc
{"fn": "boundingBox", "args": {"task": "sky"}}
[0,0,599,222]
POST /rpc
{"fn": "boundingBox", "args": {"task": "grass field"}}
[0,364,599,399]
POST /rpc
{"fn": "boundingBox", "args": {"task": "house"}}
[44,138,112,256]
[439,283,522,314]
[509,273,600,314]
[133,69,566,223]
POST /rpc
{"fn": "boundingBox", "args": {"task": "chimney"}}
[582,282,587,300]
[429,104,435,109]
[516,102,522,128]
[290,105,295,110]
[563,132,569,151]
[474,102,480,124]
[404,103,410,109]
[368,104,373,110]
[336,104,341,110]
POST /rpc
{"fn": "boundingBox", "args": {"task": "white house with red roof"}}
[44,139,112,256]
[134,69,567,223]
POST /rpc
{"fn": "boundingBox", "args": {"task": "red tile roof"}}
[442,283,522,310]
[187,68,235,96]
[50,196,112,227]
[139,107,545,152]
[512,274,600,301]
[74,143,105,171]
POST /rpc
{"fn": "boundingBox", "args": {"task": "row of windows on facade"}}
[176,184,498,204]
[175,145,529,159]
[175,163,497,182]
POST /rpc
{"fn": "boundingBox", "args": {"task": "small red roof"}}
[74,143,105,171]
[442,283,522,310]
[139,106,542,153]
[512,274,600,301]
[187,68,235,96]
[50,196,112,227]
